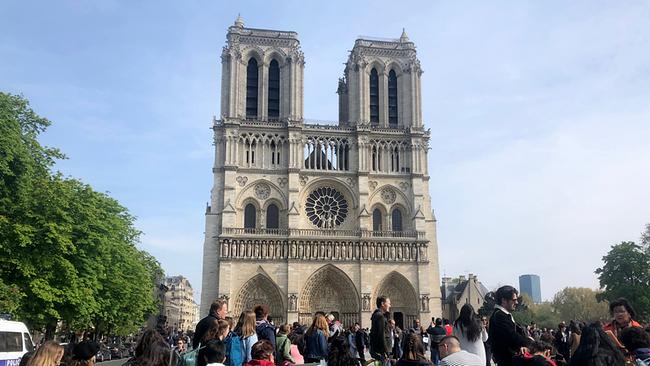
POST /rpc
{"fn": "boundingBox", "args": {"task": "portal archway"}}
[374,271,418,329]
[299,264,360,326]
[233,274,285,324]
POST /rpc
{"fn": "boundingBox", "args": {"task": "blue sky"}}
[2,1,650,303]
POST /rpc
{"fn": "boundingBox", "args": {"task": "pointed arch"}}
[234,273,285,324]
[374,271,418,328]
[299,264,360,326]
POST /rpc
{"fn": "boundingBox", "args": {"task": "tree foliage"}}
[0,92,162,337]
[551,287,609,323]
[596,241,650,323]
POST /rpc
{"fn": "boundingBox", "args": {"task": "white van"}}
[0,320,34,366]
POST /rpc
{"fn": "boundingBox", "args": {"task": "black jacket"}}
[488,308,529,366]
[370,309,391,356]
[193,313,218,348]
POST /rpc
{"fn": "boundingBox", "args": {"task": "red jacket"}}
[245,360,275,366]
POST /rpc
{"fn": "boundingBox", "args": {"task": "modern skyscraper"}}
[519,274,542,304]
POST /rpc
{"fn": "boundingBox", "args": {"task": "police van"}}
[0,320,34,366]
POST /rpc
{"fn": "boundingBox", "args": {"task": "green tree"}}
[529,302,561,329]
[512,293,534,325]
[0,92,161,337]
[596,241,650,322]
[551,287,609,322]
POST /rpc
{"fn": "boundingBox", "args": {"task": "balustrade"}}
[218,237,428,262]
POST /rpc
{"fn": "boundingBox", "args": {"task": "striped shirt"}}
[440,350,483,366]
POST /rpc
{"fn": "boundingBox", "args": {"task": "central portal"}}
[298,264,361,326]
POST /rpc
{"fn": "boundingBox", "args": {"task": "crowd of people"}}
[17,286,650,366]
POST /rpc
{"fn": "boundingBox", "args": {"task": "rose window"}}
[305,187,348,229]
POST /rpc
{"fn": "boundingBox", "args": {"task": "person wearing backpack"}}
[254,305,276,350]
[235,311,259,363]
[224,317,244,366]
[275,324,294,366]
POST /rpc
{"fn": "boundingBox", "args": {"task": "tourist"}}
[570,322,625,366]
[26,341,64,366]
[443,320,452,336]
[198,339,227,366]
[427,318,447,365]
[224,316,244,366]
[603,298,642,347]
[254,305,276,350]
[354,322,367,363]
[453,304,488,365]
[235,310,259,362]
[195,300,228,349]
[217,319,230,341]
[438,336,482,366]
[481,316,492,366]
[245,340,275,366]
[327,335,360,366]
[389,319,404,359]
[396,332,432,366]
[276,324,294,365]
[67,341,100,366]
[348,324,360,360]
[619,326,650,364]
[568,322,581,359]
[488,285,530,366]
[554,323,570,361]
[370,296,392,362]
[304,314,329,363]
[512,341,556,366]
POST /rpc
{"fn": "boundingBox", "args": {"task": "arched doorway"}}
[299,264,360,327]
[233,274,285,324]
[374,271,418,329]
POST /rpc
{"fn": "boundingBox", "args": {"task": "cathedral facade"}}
[200,17,441,328]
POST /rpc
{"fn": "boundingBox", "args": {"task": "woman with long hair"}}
[235,310,259,362]
[122,329,173,366]
[327,335,359,366]
[26,341,64,366]
[396,333,431,366]
[453,303,488,365]
[304,314,329,363]
[570,322,625,366]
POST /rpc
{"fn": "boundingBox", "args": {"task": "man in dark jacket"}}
[254,304,276,349]
[488,286,530,366]
[370,296,392,361]
[193,299,228,349]
[427,318,447,365]
[354,322,367,363]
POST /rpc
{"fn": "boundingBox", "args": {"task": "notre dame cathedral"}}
[200,16,441,328]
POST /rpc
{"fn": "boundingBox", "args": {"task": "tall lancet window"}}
[388,70,398,127]
[246,58,259,119]
[244,203,256,229]
[373,208,383,231]
[268,59,280,120]
[391,208,403,232]
[369,68,379,124]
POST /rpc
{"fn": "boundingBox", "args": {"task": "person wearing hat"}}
[68,341,100,366]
